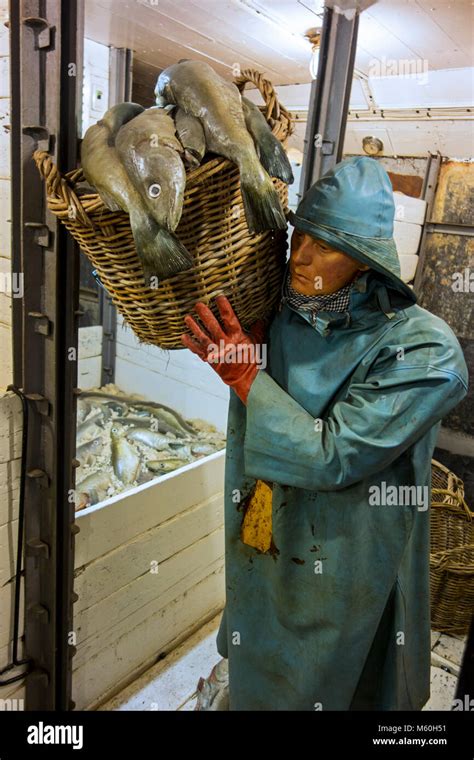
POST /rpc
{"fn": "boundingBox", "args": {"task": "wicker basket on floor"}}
[430,459,474,634]
[33,69,293,350]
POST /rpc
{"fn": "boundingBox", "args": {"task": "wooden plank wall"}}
[0,2,24,709]
[78,325,102,390]
[0,0,12,391]
[72,452,226,710]
[0,391,25,709]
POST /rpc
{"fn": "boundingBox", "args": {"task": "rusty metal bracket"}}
[27,668,50,688]
[26,538,50,560]
[25,222,51,248]
[24,393,50,416]
[28,311,52,336]
[414,151,442,294]
[22,126,51,153]
[26,468,50,487]
[28,603,50,624]
[23,17,54,50]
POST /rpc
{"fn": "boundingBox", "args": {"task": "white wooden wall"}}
[115,315,230,432]
[82,38,110,136]
[0,391,25,710]
[259,74,474,159]
[0,0,12,391]
[0,1,24,711]
[73,451,225,710]
[78,325,103,390]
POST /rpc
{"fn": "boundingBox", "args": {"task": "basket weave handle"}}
[431,487,474,521]
[33,149,92,227]
[234,68,294,143]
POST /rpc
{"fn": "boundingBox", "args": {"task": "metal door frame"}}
[10,0,83,710]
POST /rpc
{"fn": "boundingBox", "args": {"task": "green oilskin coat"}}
[216,272,468,711]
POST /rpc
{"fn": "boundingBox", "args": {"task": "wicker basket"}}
[33,70,293,350]
[430,459,474,634]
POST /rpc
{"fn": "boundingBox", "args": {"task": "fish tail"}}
[130,209,193,284]
[258,139,294,184]
[240,168,287,233]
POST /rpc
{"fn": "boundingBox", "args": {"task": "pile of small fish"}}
[81,59,294,286]
[74,384,226,511]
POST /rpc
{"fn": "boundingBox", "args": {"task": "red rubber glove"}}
[181,295,264,405]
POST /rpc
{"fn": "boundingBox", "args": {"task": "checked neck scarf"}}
[283,270,353,315]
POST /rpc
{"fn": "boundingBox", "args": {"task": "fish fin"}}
[240,174,287,233]
[257,141,294,184]
[98,190,122,212]
[184,148,202,168]
[133,223,193,284]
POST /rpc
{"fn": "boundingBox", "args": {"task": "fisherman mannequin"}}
[181,156,468,711]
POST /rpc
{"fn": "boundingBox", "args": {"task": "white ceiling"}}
[85,0,474,88]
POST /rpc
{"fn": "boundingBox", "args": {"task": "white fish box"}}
[393,219,423,256]
[393,192,427,225]
[73,449,226,710]
[399,254,419,283]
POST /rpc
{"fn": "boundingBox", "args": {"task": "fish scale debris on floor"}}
[100,621,466,712]
[75,383,226,511]
[100,614,223,712]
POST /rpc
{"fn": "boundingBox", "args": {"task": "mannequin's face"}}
[289,229,369,296]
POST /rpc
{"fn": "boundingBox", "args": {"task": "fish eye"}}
[148,183,162,199]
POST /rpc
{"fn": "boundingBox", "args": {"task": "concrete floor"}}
[100,615,466,711]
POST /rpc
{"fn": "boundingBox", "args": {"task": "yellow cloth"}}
[240,480,273,552]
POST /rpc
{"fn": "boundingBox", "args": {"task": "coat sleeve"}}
[243,355,468,492]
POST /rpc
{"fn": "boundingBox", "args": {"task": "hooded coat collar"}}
[279,267,406,337]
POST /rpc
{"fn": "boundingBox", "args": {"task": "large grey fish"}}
[110,427,140,484]
[115,106,192,282]
[82,103,191,285]
[81,102,144,214]
[155,60,287,234]
[241,96,294,184]
[173,107,206,168]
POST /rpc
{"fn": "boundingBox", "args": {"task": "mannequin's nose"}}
[291,242,314,267]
